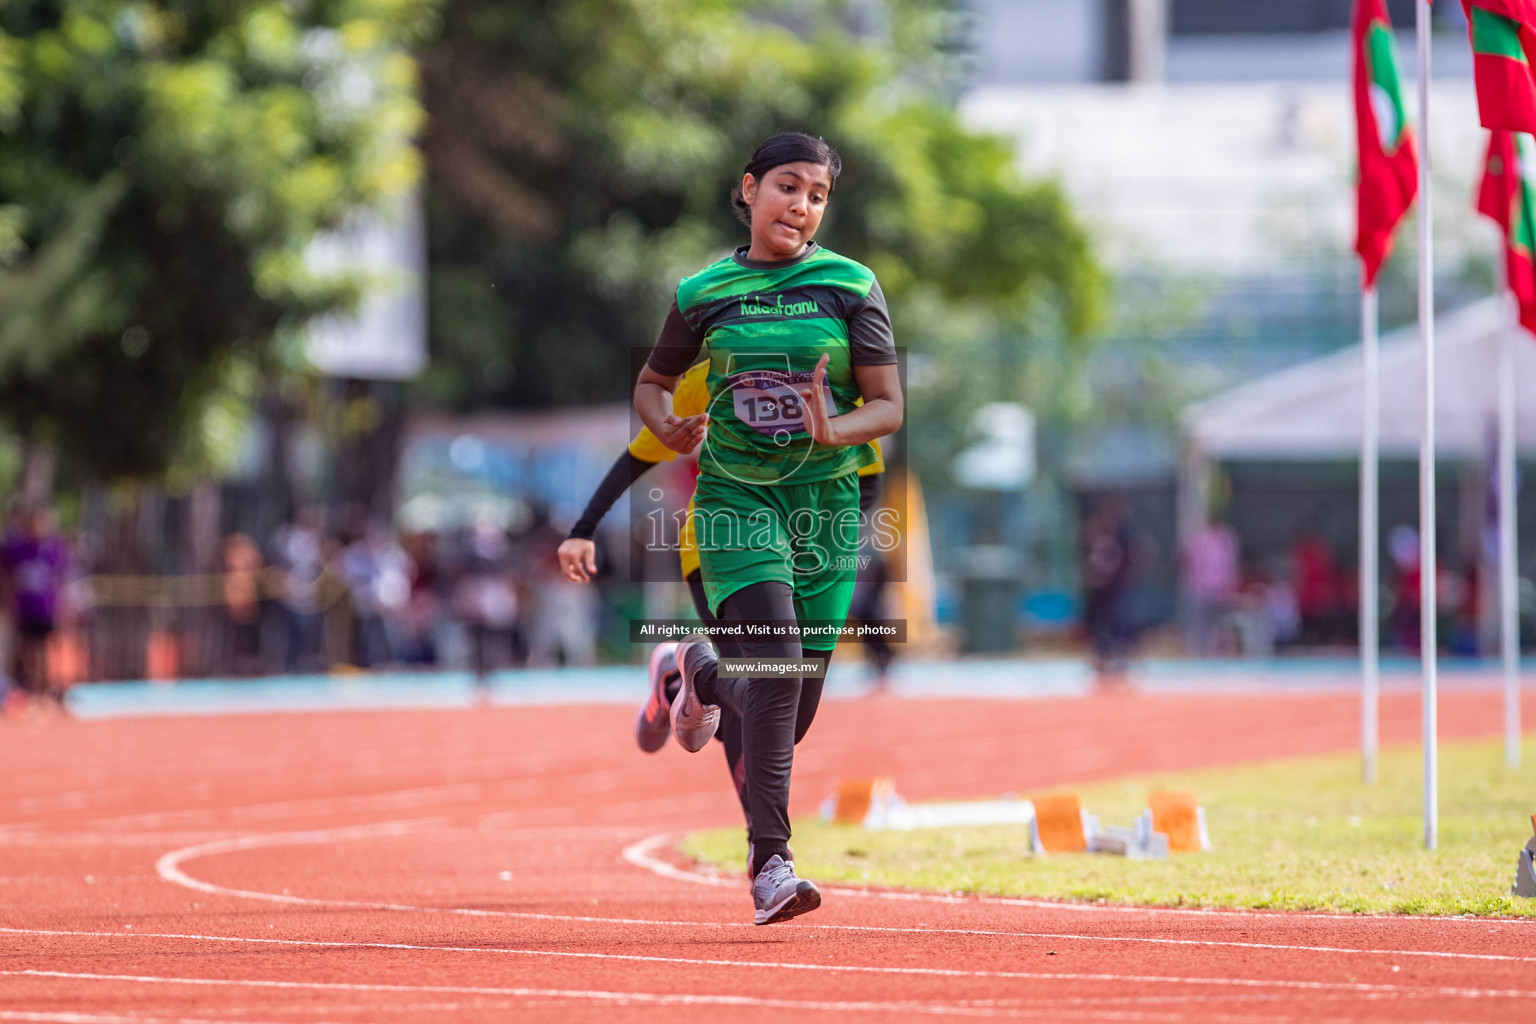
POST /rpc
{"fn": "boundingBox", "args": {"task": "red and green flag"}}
[1476,129,1536,335]
[1354,0,1419,286]
[1464,0,1536,133]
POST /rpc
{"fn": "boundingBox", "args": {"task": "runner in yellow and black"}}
[634,132,903,925]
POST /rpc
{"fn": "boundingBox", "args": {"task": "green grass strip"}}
[681,736,1536,916]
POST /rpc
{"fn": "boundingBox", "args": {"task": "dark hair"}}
[729,132,842,226]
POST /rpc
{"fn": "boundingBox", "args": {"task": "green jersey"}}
[646,242,896,486]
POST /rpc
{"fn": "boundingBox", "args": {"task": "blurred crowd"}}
[1178,514,1491,659]
[1076,497,1500,669]
[0,503,602,706]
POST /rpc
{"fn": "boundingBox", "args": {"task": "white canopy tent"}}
[1178,297,1534,547]
[1182,297,1534,463]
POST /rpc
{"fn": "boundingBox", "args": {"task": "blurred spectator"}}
[270,507,326,672]
[1447,561,1479,658]
[1080,496,1137,686]
[1264,571,1301,650]
[372,527,415,665]
[1,507,70,706]
[1181,513,1240,656]
[516,509,592,669]
[400,531,441,665]
[1389,525,1422,652]
[320,532,349,670]
[221,533,264,676]
[338,522,414,669]
[1291,519,1341,645]
[453,517,518,683]
[526,514,598,669]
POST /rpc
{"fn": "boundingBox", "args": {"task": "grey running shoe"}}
[671,633,720,752]
[751,854,821,925]
[634,642,679,753]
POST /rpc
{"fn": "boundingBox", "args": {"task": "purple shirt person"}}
[2,512,68,634]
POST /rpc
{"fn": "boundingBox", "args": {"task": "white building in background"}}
[961,82,1483,277]
[960,0,1485,276]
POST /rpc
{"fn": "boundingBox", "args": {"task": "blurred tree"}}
[0,0,438,481]
[417,0,1103,468]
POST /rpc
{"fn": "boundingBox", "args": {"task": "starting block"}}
[818,779,1208,863]
[1513,815,1536,898]
[1088,791,1209,859]
[1030,793,1095,854]
[823,777,900,826]
[820,778,1036,830]
[1089,814,1170,859]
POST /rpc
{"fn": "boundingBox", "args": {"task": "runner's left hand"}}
[798,354,836,445]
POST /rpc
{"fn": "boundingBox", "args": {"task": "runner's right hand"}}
[658,413,708,454]
[557,538,598,583]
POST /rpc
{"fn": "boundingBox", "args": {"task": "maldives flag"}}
[1464,1,1536,133]
[1354,0,1418,286]
[1476,129,1536,335]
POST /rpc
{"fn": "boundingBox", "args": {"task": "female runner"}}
[634,131,902,924]
[555,362,886,832]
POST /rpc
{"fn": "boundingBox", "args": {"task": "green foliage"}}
[419,0,1103,468]
[0,0,437,480]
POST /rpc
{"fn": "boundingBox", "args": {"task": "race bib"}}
[728,371,837,438]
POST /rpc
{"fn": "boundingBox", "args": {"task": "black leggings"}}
[686,578,829,856]
[686,574,826,833]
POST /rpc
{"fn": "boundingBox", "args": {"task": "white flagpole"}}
[1416,0,1438,851]
[1499,290,1521,768]
[1362,285,1381,785]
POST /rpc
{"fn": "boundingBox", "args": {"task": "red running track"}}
[2,686,1534,1022]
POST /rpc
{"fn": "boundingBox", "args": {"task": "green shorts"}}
[692,472,860,651]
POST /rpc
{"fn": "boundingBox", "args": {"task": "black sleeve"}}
[848,278,897,366]
[567,452,656,540]
[644,299,705,377]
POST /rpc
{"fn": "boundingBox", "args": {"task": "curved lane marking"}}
[624,831,1536,927]
[152,822,1536,965]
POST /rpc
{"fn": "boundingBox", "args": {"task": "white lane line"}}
[18,925,1505,988]
[155,820,445,909]
[152,823,1536,963]
[0,1013,351,1024]
[0,925,1125,982]
[0,970,1101,1019]
[0,925,1311,983]
[7,965,1536,1003]
[90,783,483,831]
[623,831,1536,927]
[0,1007,1432,1024]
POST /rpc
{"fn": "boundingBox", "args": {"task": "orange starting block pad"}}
[1030,793,1093,853]
[1147,790,1211,853]
[825,778,899,826]
[1513,814,1536,898]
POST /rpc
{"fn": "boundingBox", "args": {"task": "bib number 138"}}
[733,381,836,435]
